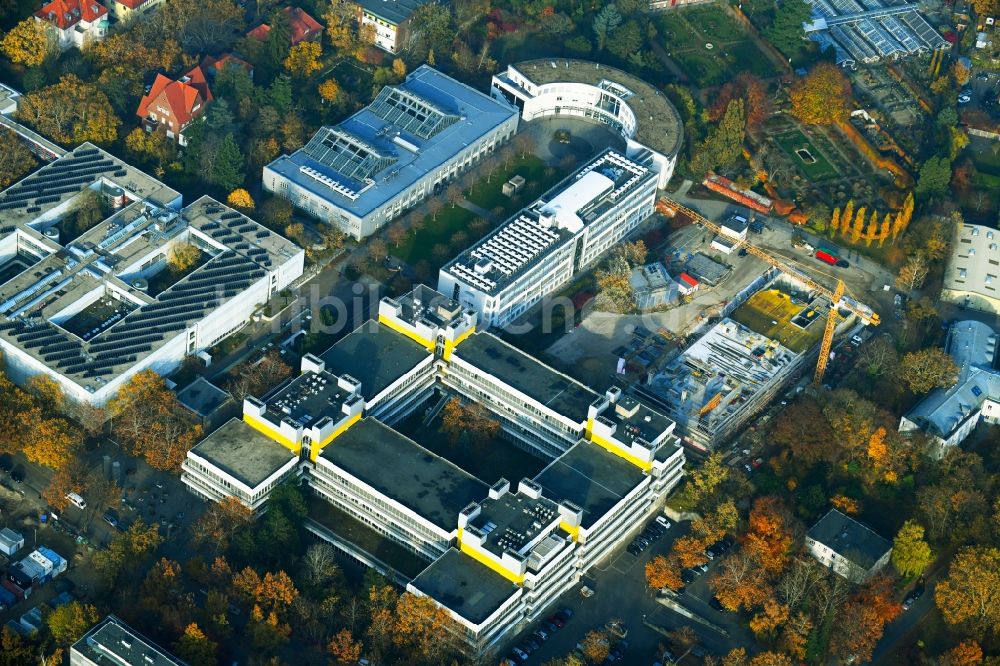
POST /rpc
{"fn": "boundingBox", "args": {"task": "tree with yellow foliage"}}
[840,200,854,240]
[936,546,1000,636]
[227,188,255,210]
[45,601,99,646]
[829,207,841,237]
[17,75,120,145]
[878,213,892,247]
[0,128,37,189]
[865,209,879,246]
[172,623,217,666]
[790,63,852,125]
[328,629,363,665]
[392,593,457,662]
[324,5,356,51]
[749,598,789,640]
[318,78,341,104]
[392,57,407,79]
[646,555,683,590]
[1,19,53,66]
[283,41,322,78]
[849,206,866,244]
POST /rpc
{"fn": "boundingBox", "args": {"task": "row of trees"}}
[828,193,915,247]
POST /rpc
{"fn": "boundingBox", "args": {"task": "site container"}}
[815,251,838,265]
[0,585,15,609]
[817,245,840,257]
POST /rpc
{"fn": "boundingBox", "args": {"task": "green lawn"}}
[391,205,475,265]
[725,40,779,78]
[773,130,840,181]
[674,50,729,87]
[466,154,548,212]
[683,4,746,42]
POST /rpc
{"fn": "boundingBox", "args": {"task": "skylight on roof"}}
[368,86,460,140]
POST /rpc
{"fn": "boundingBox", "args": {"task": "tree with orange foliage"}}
[328,628,363,665]
[832,575,901,663]
[646,555,683,590]
[749,598,789,639]
[233,568,299,614]
[780,612,812,660]
[392,592,456,662]
[790,63,852,125]
[672,535,710,569]
[226,188,255,210]
[711,551,771,611]
[744,497,797,575]
[939,640,984,666]
[936,546,1000,635]
[749,652,793,666]
[191,496,253,555]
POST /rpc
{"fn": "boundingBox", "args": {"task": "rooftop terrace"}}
[454,332,598,421]
[508,60,683,159]
[319,418,489,531]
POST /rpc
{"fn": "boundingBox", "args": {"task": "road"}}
[871,578,937,665]
[504,520,757,665]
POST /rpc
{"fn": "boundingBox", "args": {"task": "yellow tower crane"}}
[655,198,879,383]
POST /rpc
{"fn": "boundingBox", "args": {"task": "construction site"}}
[543,198,882,455]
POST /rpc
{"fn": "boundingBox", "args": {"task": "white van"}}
[65,492,87,509]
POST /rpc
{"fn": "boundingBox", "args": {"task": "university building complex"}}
[182,285,685,656]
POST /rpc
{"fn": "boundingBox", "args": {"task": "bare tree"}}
[857,336,898,378]
[303,543,339,588]
[895,251,929,291]
[445,183,464,208]
[427,198,444,222]
[777,558,827,612]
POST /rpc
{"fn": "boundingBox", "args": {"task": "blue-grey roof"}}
[265,66,517,219]
[356,0,431,26]
[807,509,891,570]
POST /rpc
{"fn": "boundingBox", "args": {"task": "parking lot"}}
[499,516,757,665]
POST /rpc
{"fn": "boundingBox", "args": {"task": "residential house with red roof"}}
[246,7,322,46]
[202,53,254,81]
[101,0,163,22]
[136,66,213,146]
[34,0,108,51]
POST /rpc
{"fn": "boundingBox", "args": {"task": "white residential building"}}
[263,66,518,240]
[182,285,686,657]
[0,144,304,405]
[941,223,1000,315]
[70,615,186,666]
[805,509,892,583]
[490,60,683,189]
[437,149,658,328]
[899,319,1000,451]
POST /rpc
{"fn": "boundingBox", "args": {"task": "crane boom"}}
[814,279,845,385]
[656,198,880,327]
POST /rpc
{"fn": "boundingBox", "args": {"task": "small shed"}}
[0,528,24,557]
[677,272,699,296]
[502,175,526,197]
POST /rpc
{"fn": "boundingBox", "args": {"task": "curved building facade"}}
[490,60,684,189]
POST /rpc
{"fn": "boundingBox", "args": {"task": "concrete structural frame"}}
[490,59,684,189]
[263,66,519,240]
[0,143,304,405]
[437,148,659,329]
[181,285,686,657]
[941,223,1000,315]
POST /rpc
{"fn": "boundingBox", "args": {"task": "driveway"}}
[505,521,756,665]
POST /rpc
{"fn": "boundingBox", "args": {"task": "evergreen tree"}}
[210,134,245,192]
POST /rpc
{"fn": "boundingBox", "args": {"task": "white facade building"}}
[941,223,1000,315]
[0,144,304,405]
[490,60,683,189]
[263,66,518,240]
[805,510,892,583]
[900,320,1000,451]
[71,615,186,666]
[437,149,658,328]
[182,285,685,657]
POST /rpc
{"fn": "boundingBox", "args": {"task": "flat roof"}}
[319,418,489,531]
[454,332,597,420]
[601,397,675,447]
[319,321,432,399]
[189,418,297,489]
[807,509,891,570]
[684,252,730,286]
[944,224,1000,306]
[507,60,683,158]
[176,377,232,417]
[729,287,826,354]
[442,150,653,296]
[71,615,187,666]
[468,490,559,557]
[411,548,518,625]
[533,440,646,528]
[265,66,516,219]
[355,0,430,24]
[389,284,466,329]
[263,369,358,430]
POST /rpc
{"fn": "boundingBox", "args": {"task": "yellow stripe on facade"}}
[311,412,362,461]
[589,431,653,472]
[378,314,435,351]
[459,542,525,585]
[559,520,580,542]
[442,326,475,361]
[243,413,301,454]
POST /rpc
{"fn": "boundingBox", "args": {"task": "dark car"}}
[634,535,650,547]
[646,522,665,536]
[549,614,566,628]
[10,466,25,483]
[627,543,642,557]
[682,569,697,584]
[903,587,924,610]
[836,259,850,268]
[103,510,120,528]
[521,637,539,653]
[710,596,725,611]
[0,454,12,473]
[642,528,660,541]
[557,607,574,621]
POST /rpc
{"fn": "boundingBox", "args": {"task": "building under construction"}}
[636,274,855,453]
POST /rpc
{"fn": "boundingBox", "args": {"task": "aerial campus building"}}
[637,273,866,453]
[182,285,685,656]
[71,615,187,666]
[263,66,519,240]
[0,143,303,405]
[437,148,659,328]
[490,60,684,189]
[941,223,1000,316]
[900,319,1000,451]
[803,0,949,68]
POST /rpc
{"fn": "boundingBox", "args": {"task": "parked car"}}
[11,466,24,483]
[520,637,539,653]
[647,522,665,536]
[103,510,120,529]
[681,569,697,584]
[642,528,660,541]
[836,259,850,268]
[635,535,650,547]
[695,562,709,574]
[627,543,642,557]
[534,628,549,641]
[549,613,566,628]
[557,607,575,621]
[851,334,864,346]
[903,587,924,610]
[655,516,672,530]
[710,596,725,611]
[511,647,530,661]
